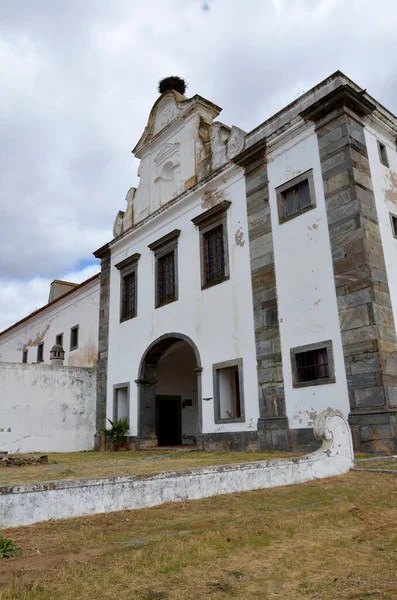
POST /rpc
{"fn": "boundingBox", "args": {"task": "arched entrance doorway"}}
[135,333,202,448]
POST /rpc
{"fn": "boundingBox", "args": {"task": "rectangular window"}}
[22,349,28,363]
[203,224,225,287]
[121,270,137,321]
[276,170,316,224]
[377,141,389,167]
[37,343,44,363]
[390,213,397,238]
[115,252,140,323]
[157,250,176,307]
[290,340,335,388]
[192,200,231,290]
[148,229,180,309]
[70,325,79,351]
[55,333,63,347]
[113,383,130,427]
[213,358,245,423]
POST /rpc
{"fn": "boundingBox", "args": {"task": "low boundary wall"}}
[0,409,353,528]
[0,362,96,453]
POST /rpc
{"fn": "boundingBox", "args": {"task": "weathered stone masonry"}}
[93,244,111,449]
[235,141,289,451]
[302,87,397,453]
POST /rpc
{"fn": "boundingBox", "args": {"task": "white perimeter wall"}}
[0,278,100,368]
[0,362,96,453]
[267,126,350,429]
[107,167,259,436]
[364,126,397,324]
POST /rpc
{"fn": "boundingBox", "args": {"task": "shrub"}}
[0,536,19,558]
[103,418,129,449]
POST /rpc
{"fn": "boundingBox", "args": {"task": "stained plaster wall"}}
[107,167,259,438]
[0,278,100,367]
[0,362,96,453]
[364,126,397,324]
[267,126,350,429]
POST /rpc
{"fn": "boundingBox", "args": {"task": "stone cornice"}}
[114,253,141,271]
[148,229,181,251]
[191,200,231,229]
[300,85,376,123]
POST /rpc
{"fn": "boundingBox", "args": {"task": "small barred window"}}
[203,224,225,287]
[121,271,136,321]
[157,251,175,307]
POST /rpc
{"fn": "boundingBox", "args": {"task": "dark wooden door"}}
[156,395,182,446]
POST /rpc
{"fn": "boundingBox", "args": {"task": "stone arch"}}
[136,333,202,448]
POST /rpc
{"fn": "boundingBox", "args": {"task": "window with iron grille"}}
[192,201,231,291]
[148,230,180,309]
[276,169,316,224]
[121,271,136,321]
[203,224,225,287]
[157,250,176,307]
[290,340,335,388]
[115,253,140,323]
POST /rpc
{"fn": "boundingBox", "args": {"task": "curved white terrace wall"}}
[0,409,353,528]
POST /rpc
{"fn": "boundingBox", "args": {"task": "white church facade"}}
[2,71,397,454]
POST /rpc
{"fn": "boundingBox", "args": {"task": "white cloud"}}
[1,0,397,329]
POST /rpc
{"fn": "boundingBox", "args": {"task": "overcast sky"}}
[1,0,397,331]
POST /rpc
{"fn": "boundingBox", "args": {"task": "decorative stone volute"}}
[50,344,65,366]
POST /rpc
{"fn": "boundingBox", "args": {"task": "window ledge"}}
[214,417,246,424]
[201,275,230,291]
[155,297,178,310]
[279,202,316,225]
[292,376,336,389]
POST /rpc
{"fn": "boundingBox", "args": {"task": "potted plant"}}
[103,417,129,451]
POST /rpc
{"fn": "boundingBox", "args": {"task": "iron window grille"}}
[157,250,176,307]
[296,348,329,383]
[203,224,225,287]
[290,340,335,388]
[121,271,136,321]
[191,200,231,290]
[148,230,180,309]
[276,170,316,224]
[115,253,140,322]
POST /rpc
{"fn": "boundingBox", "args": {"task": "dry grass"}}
[356,457,397,471]
[0,450,299,486]
[1,471,397,599]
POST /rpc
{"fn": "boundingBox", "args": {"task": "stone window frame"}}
[276,169,316,224]
[115,253,141,323]
[148,229,180,309]
[377,140,389,168]
[22,349,28,363]
[37,342,44,363]
[55,333,63,347]
[113,382,130,428]
[70,325,79,352]
[389,213,397,239]
[213,357,245,424]
[191,200,231,290]
[290,339,336,389]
